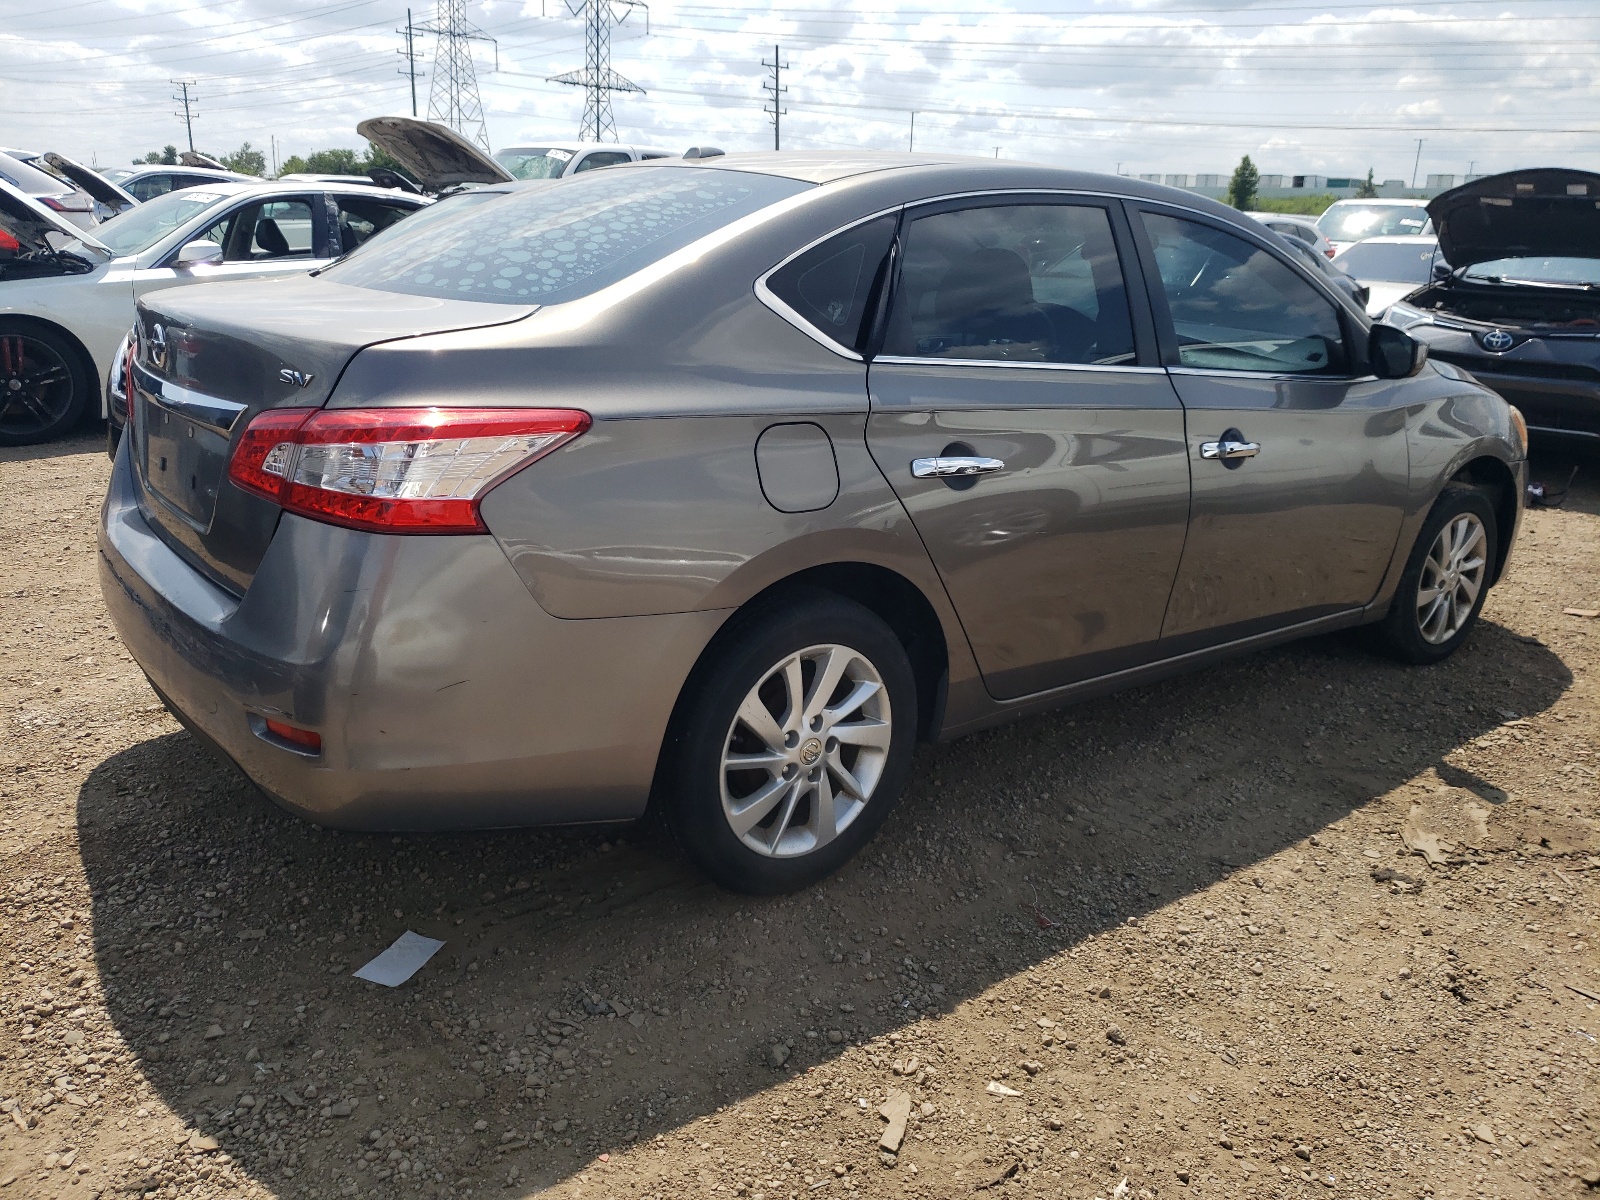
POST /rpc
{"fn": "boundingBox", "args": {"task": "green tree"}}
[274,142,412,182]
[138,144,179,166]
[277,154,308,177]
[1227,154,1259,210]
[1355,168,1378,199]
[218,142,265,176]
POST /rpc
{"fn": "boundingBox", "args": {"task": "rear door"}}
[864,195,1191,700]
[1128,204,1410,642]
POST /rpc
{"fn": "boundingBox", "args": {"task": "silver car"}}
[99,153,1526,893]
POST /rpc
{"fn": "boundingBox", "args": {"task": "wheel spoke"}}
[1419,593,1448,638]
[1456,571,1483,605]
[725,775,791,839]
[804,646,850,725]
[824,678,881,725]
[810,772,839,848]
[765,778,806,850]
[780,655,806,732]
[724,749,787,773]
[825,751,867,801]
[832,717,891,751]
[735,692,786,755]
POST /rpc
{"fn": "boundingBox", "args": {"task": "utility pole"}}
[761,43,788,151]
[993,146,1000,159]
[398,8,423,117]
[171,81,197,152]
[1411,137,1424,189]
[908,110,915,153]
[417,0,498,150]
[1467,159,1476,180]
[270,135,278,176]
[549,0,647,143]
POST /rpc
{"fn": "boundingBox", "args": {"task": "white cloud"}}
[2,0,1596,181]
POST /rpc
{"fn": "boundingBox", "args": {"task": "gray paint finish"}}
[755,422,840,513]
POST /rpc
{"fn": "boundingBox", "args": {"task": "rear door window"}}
[763,216,896,354]
[323,166,811,305]
[333,195,419,254]
[573,151,632,173]
[128,174,175,203]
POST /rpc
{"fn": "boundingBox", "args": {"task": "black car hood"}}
[356,116,514,192]
[1428,168,1600,269]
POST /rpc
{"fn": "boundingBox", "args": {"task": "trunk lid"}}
[1428,168,1600,268]
[356,116,514,192]
[41,152,138,214]
[130,274,536,592]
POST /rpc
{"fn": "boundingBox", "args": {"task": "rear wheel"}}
[0,321,90,446]
[1371,485,1497,664]
[664,592,918,894]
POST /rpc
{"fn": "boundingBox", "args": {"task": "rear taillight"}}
[226,407,590,534]
[40,194,91,212]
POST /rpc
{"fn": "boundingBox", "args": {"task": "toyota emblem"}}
[1480,329,1515,353]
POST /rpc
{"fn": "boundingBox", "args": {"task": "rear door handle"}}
[1199,438,1260,461]
[911,455,1005,479]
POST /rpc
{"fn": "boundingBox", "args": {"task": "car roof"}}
[120,164,255,182]
[135,180,428,204]
[1247,211,1317,224]
[1346,234,1439,245]
[1326,197,1428,206]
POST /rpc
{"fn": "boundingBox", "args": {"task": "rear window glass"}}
[324,167,811,305]
[1332,240,1439,283]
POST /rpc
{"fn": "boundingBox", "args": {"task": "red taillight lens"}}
[226,407,590,534]
[40,194,90,212]
[0,229,19,253]
[264,718,321,752]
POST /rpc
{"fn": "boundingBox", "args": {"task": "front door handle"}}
[911,455,1005,479]
[1199,438,1260,461]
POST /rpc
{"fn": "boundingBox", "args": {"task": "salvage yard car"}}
[1383,168,1600,444]
[99,153,1526,894]
[0,178,426,444]
[1317,197,1432,255]
[1331,234,1441,316]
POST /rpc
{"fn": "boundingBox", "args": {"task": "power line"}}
[416,0,496,150]
[761,43,788,151]
[548,0,648,142]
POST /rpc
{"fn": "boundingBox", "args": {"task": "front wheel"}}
[664,592,918,894]
[1371,484,1498,664]
[0,322,91,446]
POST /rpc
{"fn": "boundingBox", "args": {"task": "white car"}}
[0,149,98,230]
[1316,198,1432,256]
[99,164,257,204]
[0,178,426,444]
[1330,234,1443,316]
[1244,211,1335,259]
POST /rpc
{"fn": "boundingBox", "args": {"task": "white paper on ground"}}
[353,931,446,987]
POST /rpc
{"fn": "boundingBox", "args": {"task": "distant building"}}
[1160,171,1449,203]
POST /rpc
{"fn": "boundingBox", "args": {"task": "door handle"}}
[911,455,1005,479]
[1199,438,1260,461]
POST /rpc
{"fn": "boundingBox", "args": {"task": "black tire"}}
[1371,484,1498,664]
[663,589,918,894]
[0,320,91,446]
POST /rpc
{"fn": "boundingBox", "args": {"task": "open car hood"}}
[356,116,513,191]
[43,152,138,212]
[0,177,108,250]
[179,150,229,171]
[1428,168,1600,269]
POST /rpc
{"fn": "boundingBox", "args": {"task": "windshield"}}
[494,148,577,180]
[1332,240,1438,283]
[1462,256,1600,287]
[92,189,228,256]
[324,166,811,305]
[1317,203,1430,242]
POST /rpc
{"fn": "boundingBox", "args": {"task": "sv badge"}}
[278,368,315,388]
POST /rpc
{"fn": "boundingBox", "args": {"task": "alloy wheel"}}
[0,334,75,441]
[1416,512,1487,644]
[719,643,892,858]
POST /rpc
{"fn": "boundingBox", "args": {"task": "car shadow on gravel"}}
[73,617,1572,1196]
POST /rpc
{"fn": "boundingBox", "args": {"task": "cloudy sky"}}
[4,0,1597,183]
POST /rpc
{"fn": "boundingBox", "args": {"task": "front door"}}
[133,193,330,303]
[866,196,1191,700]
[1129,206,1411,642]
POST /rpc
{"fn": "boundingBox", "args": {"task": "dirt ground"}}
[1,431,1597,1200]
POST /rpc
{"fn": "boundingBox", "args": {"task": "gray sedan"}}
[99,153,1526,893]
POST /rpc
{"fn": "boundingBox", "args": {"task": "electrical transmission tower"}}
[762,44,788,151]
[416,0,497,150]
[171,81,197,152]
[548,0,647,143]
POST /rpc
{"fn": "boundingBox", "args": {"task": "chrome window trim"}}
[875,354,1166,375]
[131,361,248,436]
[1166,366,1375,384]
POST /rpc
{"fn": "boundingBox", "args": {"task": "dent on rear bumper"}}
[98,446,729,830]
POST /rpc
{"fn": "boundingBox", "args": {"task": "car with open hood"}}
[98,152,1524,893]
[0,178,425,445]
[0,149,100,231]
[1383,168,1600,443]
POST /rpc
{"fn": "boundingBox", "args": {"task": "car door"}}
[1128,204,1411,642]
[864,195,1191,700]
[131,193,331,303]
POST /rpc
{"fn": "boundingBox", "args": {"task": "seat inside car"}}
[254,218,290,257]
[934,247,1055,356]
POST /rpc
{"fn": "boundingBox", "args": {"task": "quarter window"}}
[881,202,1137,366]
[1141,212,1346,374]
[764,216,896,353]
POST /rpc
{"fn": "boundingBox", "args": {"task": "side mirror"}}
[175,239,222,267]
[1369,322,1428,379]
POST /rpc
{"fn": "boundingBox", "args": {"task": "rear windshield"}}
[323,166,811,305]
[1332,240,1439,283]
[1317,203,1430,242]
[94,189,228,256]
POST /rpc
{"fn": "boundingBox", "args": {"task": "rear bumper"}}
[98,441,727,830]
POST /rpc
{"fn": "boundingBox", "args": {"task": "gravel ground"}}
[1,432,1597,1200]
